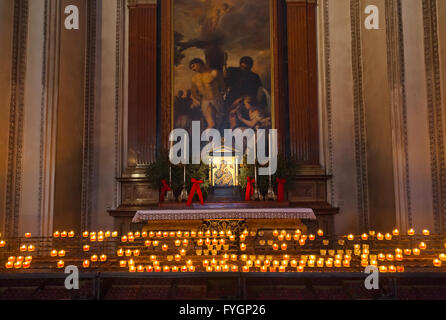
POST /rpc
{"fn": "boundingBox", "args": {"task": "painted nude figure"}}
[189,58,225,130]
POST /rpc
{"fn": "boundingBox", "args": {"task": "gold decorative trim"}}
[423,0,446,233]
[5,0,28,237]
[350,0,370,231]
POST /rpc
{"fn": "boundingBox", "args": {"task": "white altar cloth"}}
[132,208,316,223]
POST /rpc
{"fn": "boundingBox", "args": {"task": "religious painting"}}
[207,145,240,187]
[172,0,273,136]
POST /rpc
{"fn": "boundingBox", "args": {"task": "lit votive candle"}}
[100,254,107,262]
[309,234,315,241]
[25,233,31,238]
[281,243,288,251]
[146,265,153,272]
[272,243,279,251]
[175,254,181,261]
[299,239,306,246]
[433,259,442,267]
[317,229,324,237]
[91,255,98,262]
[404,249,412,255]
[419,242,427,250]
[392,229,399,236]
[50,250,58,257]
[83,260,90,268]
[361,233,368,241]
[57,260,64,268]
[408,228,415,236]
[61,231,67,238]
[58,250,66,257]
[439,253,446,261]
[53,231,60,238]
[385,233,392,241]
[376,233,384,240]
[422,229,430,236]
[119,260,126,268]
[83,231,89,238]
[297,266,304,272]
[0,240,5,247]
[386,254,394,261]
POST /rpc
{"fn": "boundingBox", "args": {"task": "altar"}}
[132,207,316,235]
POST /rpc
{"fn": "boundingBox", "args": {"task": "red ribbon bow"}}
[159,179,172,203]
[187,178,204,206]
[245,177,255,201]
[276,178,286,202]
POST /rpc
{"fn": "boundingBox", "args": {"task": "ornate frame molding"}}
[5,0,28,237]
[350,0,370,231]
[322,0,334,204]
[80,0,98,231]
[423,0,446,233]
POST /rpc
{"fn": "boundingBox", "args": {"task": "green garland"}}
[239,155,299,194]
[147,149,210,197]
[147,150,298,199]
